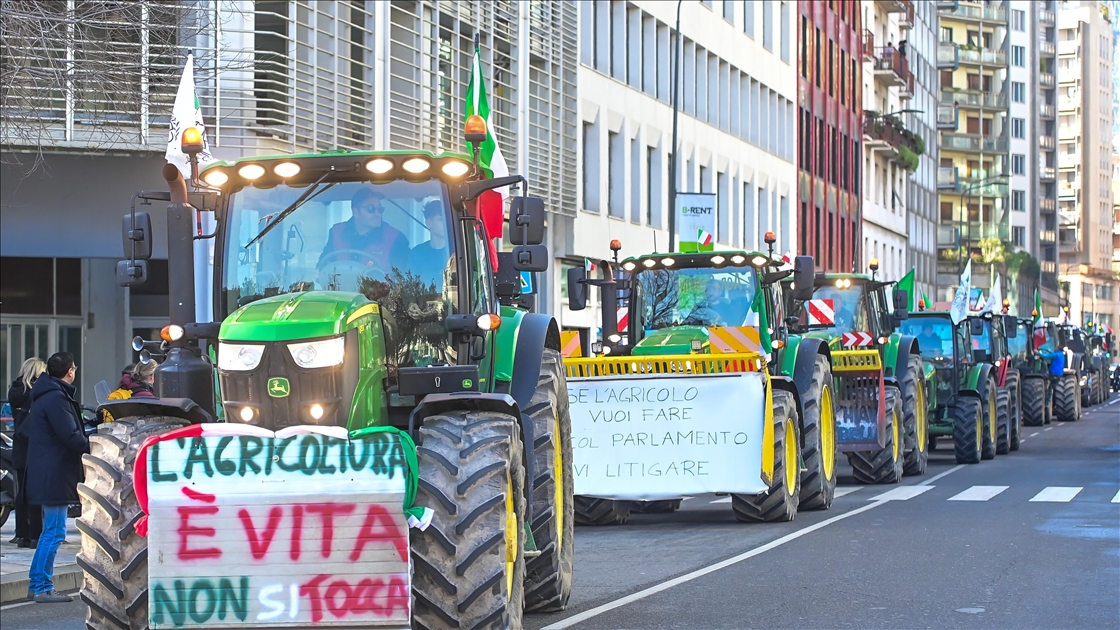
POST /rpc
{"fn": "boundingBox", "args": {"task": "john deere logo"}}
[462,379,473,389]
[267,377,290,397]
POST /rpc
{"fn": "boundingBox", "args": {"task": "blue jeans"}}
[29,505,68,594]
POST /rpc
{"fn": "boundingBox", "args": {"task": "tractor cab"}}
[898,312,973,406]
[966,312,1017,367]
[793,272,908,355]
[1008,318,1036,371]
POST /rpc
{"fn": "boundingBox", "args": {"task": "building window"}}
[631,136,642,223]
[1012,190,1026,211]
[762,1,773,51]
[583,122,599,211]
[1011,81,1025,103]
[743,1,754,38]
[941,26,953,42]
[1012,45,1025,67]
[1012,154,1025,174]
[608,131,624,217]
[779,2,790,63]
[1013,226,1025,247]
[723,0,734,22]
[1011,9,1025,32]
[1012,118,1025,139]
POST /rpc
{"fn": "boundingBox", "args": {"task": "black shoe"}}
[33,590,74,603]
[28,538,37,549]
[8,536,19,544]
[16,537,31,548]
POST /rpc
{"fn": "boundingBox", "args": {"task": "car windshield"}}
[634,265,759,330]
[808,283,867,335]
[900,318,954,358]
[222,179,458,369]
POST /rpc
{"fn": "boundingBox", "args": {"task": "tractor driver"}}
[318,188,411,275]
[410,200,451,288]
[916,323,946,357]
[697,279,745,325]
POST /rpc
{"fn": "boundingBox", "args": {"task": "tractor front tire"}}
[1054,374,1080,422]
[799,354,838,510]
[1020,377,1046,427]
[981,382,998,460]
[995,388,1011,455]
[632,500,682,514]
[952,396,983,464]
[522,349,574,613]
[848,387,904,485]
[412,411,527,630]
[574,497,632,526]
[77,416,188,630]
[733,390,800,522]
[902,355,929,477]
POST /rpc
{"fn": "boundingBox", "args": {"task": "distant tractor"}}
[965,311,1021,454]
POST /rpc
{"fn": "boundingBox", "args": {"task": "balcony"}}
[1040,103,1055,118]
[1058,180,1079,197]
[1040,40,1056,57]
[1058,94,1079,112]
[937,43,960,69]
[1040,135,1055,150]
[1039,72,1055,88]
[1058,40,1079,56]
[875,0,913,15]
[937,0,959,10]
[1040,9,1055,26]
[1058,124,1077,140]
[958,180,1010,198]
[1040,230,1057,244]
[953,3,1007,23]
[1059,152,1079,169]
[1041,260,1057,274]
[1040,198,1056,212]
[941,132,1008,154]
[864,111,921,160]
[871,46,912,88]
[900,1,915,29]
[958,47,1007,67]
[940,89,1008,110]
[937,104,959,130]
[938,167,961,190]
[1040,166,1056,181]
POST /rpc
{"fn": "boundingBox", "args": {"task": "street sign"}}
[841,331,875,347]
[520,271,536,294]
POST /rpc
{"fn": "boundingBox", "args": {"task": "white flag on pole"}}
[984,274,1002,314]
[165,52,214,178]
[950,259,972,325]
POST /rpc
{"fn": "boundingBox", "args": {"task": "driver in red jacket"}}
[318,188,410,273]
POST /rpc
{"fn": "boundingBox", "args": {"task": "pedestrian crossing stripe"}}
[707,326,761,354]
[948,485,1009,501]
[1029,486,1083,502]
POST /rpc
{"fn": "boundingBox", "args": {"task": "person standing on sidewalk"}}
[24,352,88,603]
[7,357,46,549]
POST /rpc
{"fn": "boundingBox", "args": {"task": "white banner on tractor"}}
[568,373,768,500]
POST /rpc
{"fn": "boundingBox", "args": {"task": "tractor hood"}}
[631,326,709,356]
[220,291,378,342]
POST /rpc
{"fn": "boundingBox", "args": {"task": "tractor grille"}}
[564,352,764,379]
[218,331,359,431]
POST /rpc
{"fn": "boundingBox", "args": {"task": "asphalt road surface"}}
[3,394,1117,630]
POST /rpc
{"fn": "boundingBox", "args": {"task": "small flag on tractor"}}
[1033,289,1043,323]
[697,228,714,247]
[950,260,972,325]
[166,51,214,179]
[896,269,915,311]
[584,258,595,273]
[807,299,835,326]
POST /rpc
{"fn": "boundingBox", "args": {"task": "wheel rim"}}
[916,384,928,451]
[975,405,983,452]
[553,415,564,552]
[505,472,518,598]
[784,417,798,494]
[891,407,900,463]
[988,391,997,442]
[821,384,836,479]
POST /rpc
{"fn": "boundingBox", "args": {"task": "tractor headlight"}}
[218,343,265,371]
[287,337,345,369]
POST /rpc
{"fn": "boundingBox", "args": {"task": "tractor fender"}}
[769,374,803,446]
[970,363,997,401]
[97,398,213,425]
[790,337,831,397]
[948,388,983,409]
[409,392,522,432]
[509,313,562,411]
[884,375,901,391]
[888,334,920,381]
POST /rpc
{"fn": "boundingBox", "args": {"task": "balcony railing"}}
[1058,95,1079,111]
[940,90,1008,109]
[1039,40,1056,56]
[1059,152,1079,169]
[864,111,920,155]
[875,0,914,15]
[936,0,959,10]
[937,104,959,130]
[958,47,1007,67]
[1039,103,1055,118]
[1040,198,1056,212]
[954,3,1007,22]
[941,132,1008,153]
[1040,9,1055,26]
[1040,230,1057,244]
[871,46,912,88]
[1040,166,1056,181]
[1058,180,1079,196]
[1040,135,1055,150]
[1039,72,1055,88]
[938,167,961,190]
[1058,40,1079,55]
[1058,124,1077,139]
[937,43,960,69]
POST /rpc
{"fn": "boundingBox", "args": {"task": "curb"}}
[0,564,82,605]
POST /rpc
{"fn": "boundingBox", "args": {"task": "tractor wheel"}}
[0,504,11,528]
[412,411,526,630]
[901,355,929,477]
[1006,373,1021,452]
[77,416,188,630]
[1054,374,1079,422]
[952,396,983,464]
[799,354,837,510]
[1081,374,1094,408]
[848,386,904,485]
[995,388,1011,455]
[522,349,574,613]
[732,390,800,522]
[1020,377,1046,427]
[573,497,632,526]
[980,381,998,460]
[632,499,682,514]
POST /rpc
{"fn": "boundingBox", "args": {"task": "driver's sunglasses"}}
[357,204,384,214]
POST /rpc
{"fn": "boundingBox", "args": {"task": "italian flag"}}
[165,52,214,178]
[1033,289,1043,323]
[584,258,595,273]
[465,39,510,199]
[697,228,713,247]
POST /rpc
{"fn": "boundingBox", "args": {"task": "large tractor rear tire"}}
[848,387,904,485]
[573,497,631,525]
[952,396,983,464]
[798,354,837,510]
[995,388,1011,455]
[732,390,800,522]
[1006,372,1021,452]
[77,416,188,630]
[522,349,574,613]
[1020,377,1046,427]
[1081,373,1095,408]
[632,500,682,514]
[1054,374,1080,422]
[980,380,998,460]
[412,411,526,630]
[902,356,929,477]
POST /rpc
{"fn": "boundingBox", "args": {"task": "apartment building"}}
[1056,0,1117,327]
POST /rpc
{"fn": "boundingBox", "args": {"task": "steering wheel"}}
[317,249,388,289]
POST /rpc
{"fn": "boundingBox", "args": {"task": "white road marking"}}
[681,496,693,501]
[541,469,967,629]
[833,487,862,498]
[1030,432,1040,437]
[948,485,1009,501]
[0,600,35,611]
[1111,489,1120,503]
[868,485,936,501]
[921,465,966,486]
[1029,486,1083,502]
[1044,427,1054,432]
[709,497,732,504]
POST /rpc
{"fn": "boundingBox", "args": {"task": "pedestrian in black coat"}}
[7,357,46,547]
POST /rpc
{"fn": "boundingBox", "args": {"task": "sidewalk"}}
[0,517,83,604]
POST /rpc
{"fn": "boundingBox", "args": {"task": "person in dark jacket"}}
[7,357,46,548]
[25,352,88,603]
[109,361,157,399]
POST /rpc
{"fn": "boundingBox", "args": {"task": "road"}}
[3,395,1117,629]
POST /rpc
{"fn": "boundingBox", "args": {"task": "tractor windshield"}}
[809,283,869,335]
[899,318,955,360]
[633,266,760,330]
[971,319,992,354]
[1008,323,1030,364]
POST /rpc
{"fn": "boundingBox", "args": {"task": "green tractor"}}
[565,245,838,524]
[79,126,574,628]
[791,268,929,483]
[1008,317,1055,426]
[1086,326,1114,402]
[965,311,1022,454]
[1053,321,1088,419]
[898,311,1003,463]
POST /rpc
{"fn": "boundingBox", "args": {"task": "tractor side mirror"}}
[511,245,548,272]
[115,259,148,287]
[121,211,153,260]
[893,289,908,312]
[509,196,545,245]
[567,266,588,311]
[1004,315,1018,338]
[792,255,814,301]
[969,318,986,337]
